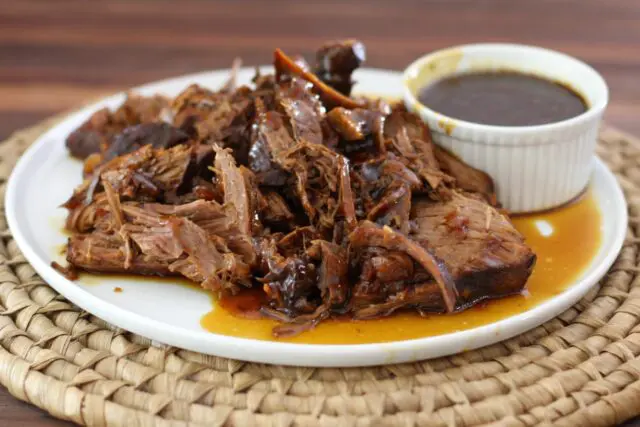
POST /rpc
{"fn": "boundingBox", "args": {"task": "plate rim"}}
[4,68,628,367]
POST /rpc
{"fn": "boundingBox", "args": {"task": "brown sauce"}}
[201,189,602,344]
[418,71,588,126]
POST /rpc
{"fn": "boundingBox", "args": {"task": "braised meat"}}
[411,194,535,307]
[433,145,497,205]
[327,107,383,142]
[58,39,535,337]
[314,39,366,96]
[383,109,452,194]
[248,100,296,186]
[274,48,364,110]
[66,94,170,160]
[104,123,189,162]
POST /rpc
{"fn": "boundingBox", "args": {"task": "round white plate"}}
[5,68,628,367]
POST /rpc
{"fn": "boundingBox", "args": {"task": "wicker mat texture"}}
[0,118,639,427]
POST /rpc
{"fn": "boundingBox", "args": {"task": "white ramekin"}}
[402,43,609,213]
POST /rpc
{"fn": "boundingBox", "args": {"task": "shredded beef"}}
[261,191,295,225]
[248,100,295,186]
[277,78,325,146]
[58,40,535,337]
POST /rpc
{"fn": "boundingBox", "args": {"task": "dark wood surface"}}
[0,0,639,425]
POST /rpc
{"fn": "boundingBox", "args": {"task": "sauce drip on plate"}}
[418,71,588,126]
[201,190,602,344]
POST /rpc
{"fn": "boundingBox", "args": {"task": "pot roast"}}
[60,40,536,336]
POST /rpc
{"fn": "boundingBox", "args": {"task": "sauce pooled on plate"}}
[418,71,588,126]
[200,190,601,344]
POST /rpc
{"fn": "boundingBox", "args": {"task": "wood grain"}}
[0,0,639,425]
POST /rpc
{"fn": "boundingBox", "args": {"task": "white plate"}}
[5,68,628,367]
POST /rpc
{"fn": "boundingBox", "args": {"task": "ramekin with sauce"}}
[403,44,609,213]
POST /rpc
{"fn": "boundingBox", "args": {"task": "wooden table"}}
[0,0,638,425]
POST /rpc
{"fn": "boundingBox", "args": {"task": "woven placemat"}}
[0,118,639,427]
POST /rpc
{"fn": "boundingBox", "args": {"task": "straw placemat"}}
[0,118,639,427]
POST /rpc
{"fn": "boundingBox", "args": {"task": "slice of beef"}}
[51,261,78,280]
[276,77,325,115]
[433,145,497,205]
[349,221,457,312]
[274,48,365,110]
[67,207,251,293]
[314,39,366,96]
[68,191,259,270]
[350,195,535,317]
[242,166,268,233]
[411,193,535,309]
[67,232,175,276]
